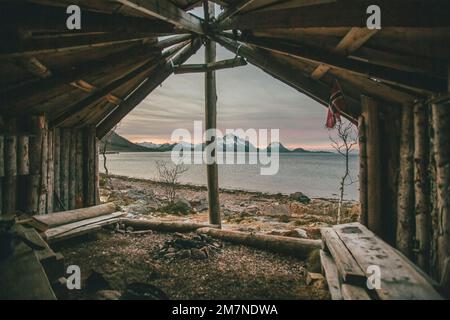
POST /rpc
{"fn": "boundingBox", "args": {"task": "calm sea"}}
[101,152,359,201]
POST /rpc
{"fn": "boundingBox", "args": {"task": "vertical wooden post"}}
[204,1,221,227]
[4,119,17,214]
[27,116,45,214]
[396,104,415,258]
[75,130,84,208]
[53,128,61,211]
[431,74,450,290]
[414,102,430,271]
[69,130,76,209]
[38,120,48,214]
[0,116,4,215]
[361,96,382,236]
[60,128,70,210]
[358,115,368,226]
[17,135,29,176]
[47,129,54,214]
[85,126,98,206]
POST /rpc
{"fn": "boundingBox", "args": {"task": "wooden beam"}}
[361,96,382,236]
[217,0,256,24]
[1,44,159,114]
[96,39,203,138]
[156,34,193,48]
[219,1,450,30]
[0,32,160,59]
[214,35,361,120]
[174,57,247,74]
[113,0,204,34]
[204,1,221,227]
[235,34,444,92]
[311,28,379,80]
[1,2,177,35]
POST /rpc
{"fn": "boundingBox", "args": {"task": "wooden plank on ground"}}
[333,222,443,300]
[341,284,371,300]
[46,218,122,244]
[321,227,366,285]
[44,212,125,240]
[320,249,343,300]
[0,242,56,300]
[30,202,117,231]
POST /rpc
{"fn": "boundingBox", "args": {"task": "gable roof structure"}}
[1,0,449,138]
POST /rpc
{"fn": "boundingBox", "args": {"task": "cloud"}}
[116,44,333,150]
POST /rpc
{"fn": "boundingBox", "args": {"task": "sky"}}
[115,7,335,151]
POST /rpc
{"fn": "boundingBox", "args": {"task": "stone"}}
[95,290,122,300]
[164,197,192,215]
[191,248,208,260]
[294,228,309,239]
[126,226,134,233]
[261,203,291,217]
[176,249,191,259]
[306,272,325,286]
[245,205,259,214]
[86,270,111,292]
[290,192,311,204]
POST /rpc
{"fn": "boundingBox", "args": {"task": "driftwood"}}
[30,202,117,231]
[196,227,321,258]
[120,218,219,233]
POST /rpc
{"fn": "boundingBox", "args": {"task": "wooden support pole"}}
[69,130,76,210]
[361,96,382,236]
[85,126,99,206]
[60,129,70,211]
[204,1,221,227]
[0,117,3,214]
[53,128,61,212]
[414,102,430,271]
[17,135,29,175]
[3,119,17,214]
[47,129,54,214]
[75,130,84,208]
[358,115,368,226]
[27,116,44,214]
[431,97,450,291]
[396,104,415,258]
[38,120,48,214]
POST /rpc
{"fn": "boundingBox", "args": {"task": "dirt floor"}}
[56,230,329,300]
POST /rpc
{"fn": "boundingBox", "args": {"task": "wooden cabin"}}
[0,0,449,299]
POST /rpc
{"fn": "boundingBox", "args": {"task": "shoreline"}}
[100,174,360,240]
[100,173,359,203]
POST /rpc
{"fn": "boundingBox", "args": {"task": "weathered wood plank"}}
[320,249,343,300]
[31,202,117,231]
[44,212,126,240]
[333,223,443,300]
[341,284,371,300]
[321,228,366,285]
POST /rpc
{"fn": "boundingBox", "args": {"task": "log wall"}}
[0,115,99,215]
[359,95,450,293]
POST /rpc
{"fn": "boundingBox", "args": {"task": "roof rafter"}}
[218,1,450,30]
[231,33,444,93]
[112,0,205,34]
[96,38,203,138]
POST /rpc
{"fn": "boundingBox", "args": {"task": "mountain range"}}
[101,132,331,154]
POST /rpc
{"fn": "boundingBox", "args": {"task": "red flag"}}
[326,80,345,129]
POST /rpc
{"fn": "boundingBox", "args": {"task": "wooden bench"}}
[320,222,443,300]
